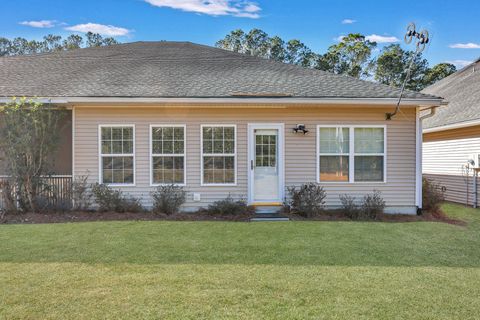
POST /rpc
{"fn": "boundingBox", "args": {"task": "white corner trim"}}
[72,106,75,179]
[415,108,422,209]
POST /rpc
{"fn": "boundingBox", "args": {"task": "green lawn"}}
[1,203,480,319]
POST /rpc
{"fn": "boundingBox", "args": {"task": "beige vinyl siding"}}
[423,125,480,206]
[74,105,417,210]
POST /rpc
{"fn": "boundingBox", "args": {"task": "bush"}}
[151,184,186,215]
[422,177,444,213]
[339,194,360,219]
[72,175,93,211]
[286,183,326,217]
[205,195,253,216]
[360,190,385,220]
[91,183,143,213]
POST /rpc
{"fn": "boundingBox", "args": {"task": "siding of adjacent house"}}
[423,125,480,207]
[74,104,418,212]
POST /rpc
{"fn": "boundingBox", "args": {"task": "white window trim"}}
[98,124,136,187]
[317,125,387,184]
[200,124,237,186]
[149,124,187,187]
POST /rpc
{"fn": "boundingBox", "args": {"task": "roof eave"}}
[423,118,480,133]
[0,96,445,107]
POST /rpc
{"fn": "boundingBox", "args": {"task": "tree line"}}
[216,29,456,91]
[0,32,119,56]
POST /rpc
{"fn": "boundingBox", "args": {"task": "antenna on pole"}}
[386,23,430,120]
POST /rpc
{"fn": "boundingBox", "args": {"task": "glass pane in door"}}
[254,129,279,201]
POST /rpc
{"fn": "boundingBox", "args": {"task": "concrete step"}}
[251,217,290,222]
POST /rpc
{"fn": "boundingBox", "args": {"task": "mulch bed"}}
[0,211,253,224]
[0,209,465,225]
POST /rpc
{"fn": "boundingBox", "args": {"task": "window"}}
[318,127,350,182]
[317,126,385,183]
[99,125,134,185]
[354,127,385,182]
[151,125,185,185]
[201,125,236,185]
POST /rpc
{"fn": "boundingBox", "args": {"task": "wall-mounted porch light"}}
[292,124,309,135]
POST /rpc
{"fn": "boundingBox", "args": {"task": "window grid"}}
[255,134,277,167]
[151,125,186,186]
[318,127,350,182]
[317,126,386,183]
[201,125,236,185]
[99,125,135,186]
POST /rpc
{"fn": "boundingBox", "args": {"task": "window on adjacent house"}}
[151,125,185,185]
[100,125,134,185]
[318,127,350,182]
[354,127,385,182]
[202,125,236,185]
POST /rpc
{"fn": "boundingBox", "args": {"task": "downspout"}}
[416,106,438,214]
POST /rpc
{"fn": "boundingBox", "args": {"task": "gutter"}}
[419,106,437,121]
[0,96,445,107]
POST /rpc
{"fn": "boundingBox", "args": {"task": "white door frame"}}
[247,123,285,204]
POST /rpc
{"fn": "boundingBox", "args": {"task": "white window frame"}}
[98,124,136,187]
[200,124,237,186]
[317,125,387,184]
[149,124,187,187]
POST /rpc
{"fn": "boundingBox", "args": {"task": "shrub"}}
[151,184,186,215]
[286,183,326,217]
[72,175,93,211]
[205,195,253,216]
[360,190,385,220]
[91,183,143,213]
[422,177,444,213]
[339,194,360,219]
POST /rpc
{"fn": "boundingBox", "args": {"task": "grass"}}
[1,203,480,319]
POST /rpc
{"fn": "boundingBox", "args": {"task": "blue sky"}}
[2,0,479,68]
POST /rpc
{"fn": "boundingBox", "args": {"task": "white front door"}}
[248,124,284,204]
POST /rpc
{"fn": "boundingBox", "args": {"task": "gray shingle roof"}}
[0,41,439,100]
[422,59,480,129]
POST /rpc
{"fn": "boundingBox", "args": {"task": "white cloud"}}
[65,23,131,36]
[19,20,57,28]
[341,19,356,24]
[365,34,399,43]
[449,43,480,49]
[144,0,261,18]
[334,34,399,44]
[446,60,473,68]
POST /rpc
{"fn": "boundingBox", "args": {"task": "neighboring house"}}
[423,59,480,207]
[0,41,444,213]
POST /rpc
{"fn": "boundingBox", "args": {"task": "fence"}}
[0,175,73,211]
[423,173,480,208]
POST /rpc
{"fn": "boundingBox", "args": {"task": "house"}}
[0,41,444,213]
[422,59,480,207]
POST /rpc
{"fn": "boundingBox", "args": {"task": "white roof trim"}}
[424,118,480,133]
[0,96,445,106]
